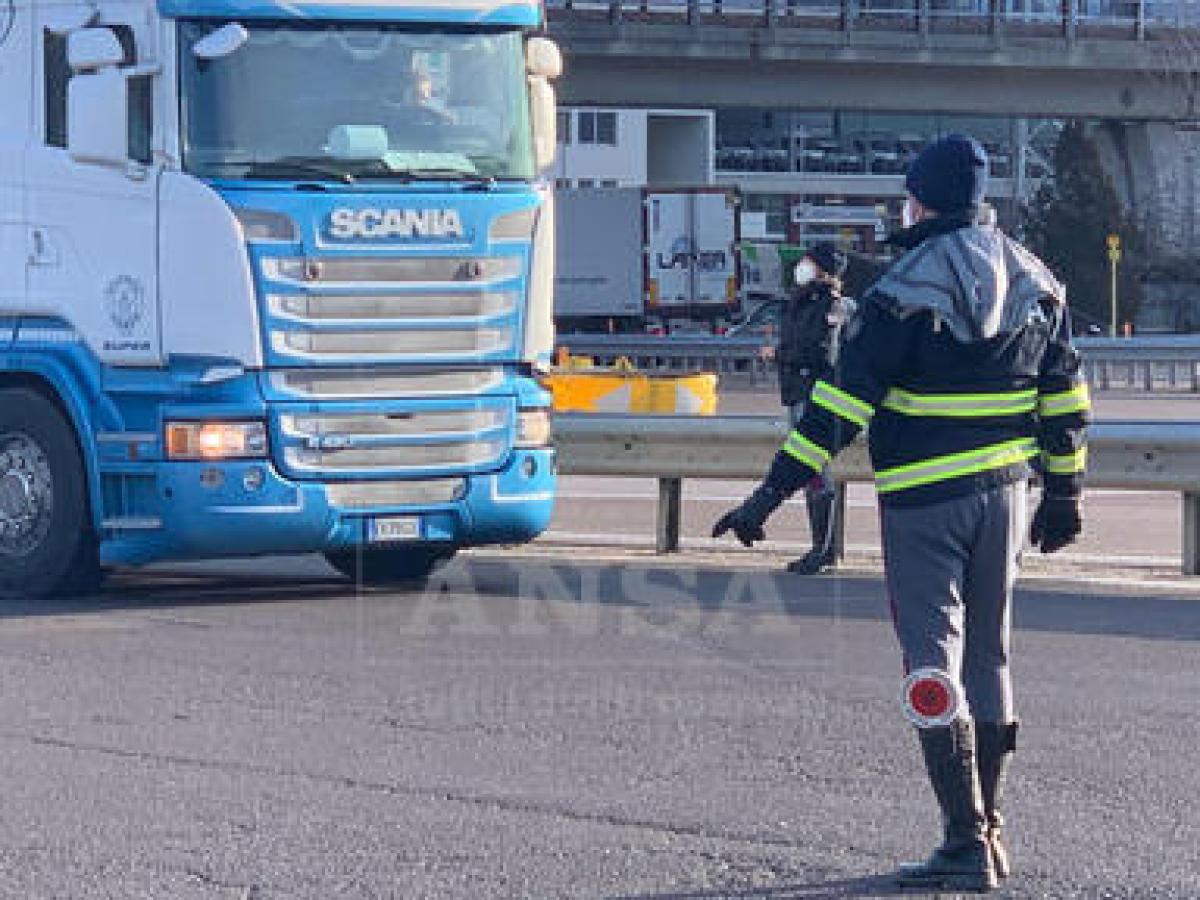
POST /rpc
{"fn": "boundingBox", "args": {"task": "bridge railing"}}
[548,0,1195,38]
[554,413,1200,574]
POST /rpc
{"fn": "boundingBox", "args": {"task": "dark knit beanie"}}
[808,242,848,279]
[904,134,989,215]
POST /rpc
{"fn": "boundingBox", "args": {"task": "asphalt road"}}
[1,550,1197,899]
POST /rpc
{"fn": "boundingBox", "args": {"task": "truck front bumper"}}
[99,447,556,567]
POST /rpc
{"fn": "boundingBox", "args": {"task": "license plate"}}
[370,516,421,543]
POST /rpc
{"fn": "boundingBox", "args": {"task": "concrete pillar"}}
[1092,121,1171,248]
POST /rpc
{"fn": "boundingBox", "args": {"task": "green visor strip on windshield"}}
[1038,384,1091,417]
[875,438,1039,494]
[810,381,874,428]
[783,432,831,471]
[882,387,1037,418]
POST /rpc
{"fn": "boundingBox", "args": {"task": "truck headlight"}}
[515,409,552,448]
[165,421,268,460]
[232,208,298,243]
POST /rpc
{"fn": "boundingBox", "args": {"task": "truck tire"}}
[324,545,455,589]
[0,388,101,600]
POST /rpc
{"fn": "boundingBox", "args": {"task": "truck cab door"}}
[0,149,24,318]
[25,16,161,365]
[0,2,30,317]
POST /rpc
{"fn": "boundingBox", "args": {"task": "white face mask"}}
[793,259,818,287]
[901,196,921,230]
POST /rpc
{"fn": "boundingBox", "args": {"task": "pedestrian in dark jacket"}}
[776,242,849,575]
[714,134,1089,892]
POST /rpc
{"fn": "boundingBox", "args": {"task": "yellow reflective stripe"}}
[811,381,874,428]
[783,431,831,470]
[876,438,1039,494]
[882,388,1037,418]
[1042,446,1087,474]
[1038,384,1091,417]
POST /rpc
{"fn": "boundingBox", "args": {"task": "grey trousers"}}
[880,482,1026,724]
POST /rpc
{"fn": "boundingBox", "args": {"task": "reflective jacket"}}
[764,215,1090,508]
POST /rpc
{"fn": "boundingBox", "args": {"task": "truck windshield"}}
[179,21,534,182]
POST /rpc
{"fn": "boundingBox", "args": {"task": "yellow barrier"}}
[543,362,717,415]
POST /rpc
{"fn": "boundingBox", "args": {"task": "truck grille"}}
[277,405,510,477]
[259,254,525,366]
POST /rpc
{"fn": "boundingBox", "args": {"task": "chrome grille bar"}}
[262,257,523,286]
[272,328,511,359]
[282,409,505,439]
[269,292,517,322]
[271,368,505,400]
[287,439,505,472]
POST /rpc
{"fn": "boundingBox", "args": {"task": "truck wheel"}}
[324,545,456,589]
[0,388,100,600]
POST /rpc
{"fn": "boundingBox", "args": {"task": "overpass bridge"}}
[548,1,1200,257]
[548,0,1200,119]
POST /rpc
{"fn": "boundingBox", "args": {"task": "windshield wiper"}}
[381,168,497,189]
[241,158,357,184]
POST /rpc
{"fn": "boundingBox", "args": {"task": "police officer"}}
[713,134,1089,892]
[777,243,849,575]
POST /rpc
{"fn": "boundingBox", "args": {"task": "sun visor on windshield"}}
[158,0,541,28]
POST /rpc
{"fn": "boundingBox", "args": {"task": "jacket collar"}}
[886,212,975,252]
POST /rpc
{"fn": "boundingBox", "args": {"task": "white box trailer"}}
[644,188,740,329]
[555,187,740,333]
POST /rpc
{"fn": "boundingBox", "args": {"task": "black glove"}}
[1030,493,1082,554]
[712,484,788,548]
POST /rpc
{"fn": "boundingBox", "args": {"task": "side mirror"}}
[68,68,129,166]
[528,76,557,172]
[68,28,125,72]
[526,37,562,80]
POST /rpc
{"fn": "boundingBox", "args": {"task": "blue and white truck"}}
[0,0,562,596]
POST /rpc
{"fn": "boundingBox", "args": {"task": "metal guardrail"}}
[555,334,1200,391]
[554,414,1200,574]
[1078,337,1200,391]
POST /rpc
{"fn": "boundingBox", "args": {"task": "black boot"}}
[786,489,836,575]
[897,718,998,893]
[976,721,1018,880]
